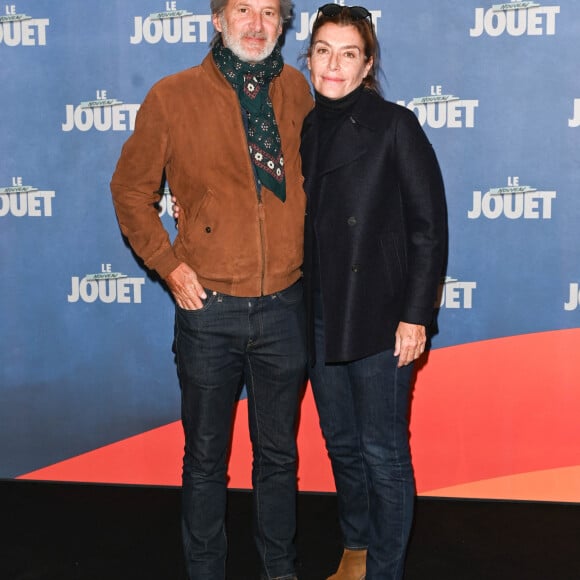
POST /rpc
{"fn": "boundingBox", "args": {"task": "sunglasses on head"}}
[316,3,373,24]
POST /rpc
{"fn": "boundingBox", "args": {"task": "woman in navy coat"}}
[301,5,447,580]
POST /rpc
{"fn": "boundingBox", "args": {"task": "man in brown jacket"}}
[110,1,312,578]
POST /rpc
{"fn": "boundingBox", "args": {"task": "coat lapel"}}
[319,115,369,176]
[301,91,379,190]
[300,113,319,199]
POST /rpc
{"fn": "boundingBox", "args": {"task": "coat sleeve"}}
[394,107,448,326]
[110,87,181,280]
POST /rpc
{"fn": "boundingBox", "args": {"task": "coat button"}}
[347,216,357,226]
[351,264,360,273]
[205,226,212,233]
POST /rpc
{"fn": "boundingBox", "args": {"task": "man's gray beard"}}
[219,15,277,63]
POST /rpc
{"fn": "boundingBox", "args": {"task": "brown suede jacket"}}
[110,52,313,297]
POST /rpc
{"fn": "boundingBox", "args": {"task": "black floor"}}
[1,480,579,579]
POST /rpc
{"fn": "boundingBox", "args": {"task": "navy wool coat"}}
[301,88,448,363]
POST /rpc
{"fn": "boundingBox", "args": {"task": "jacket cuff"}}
[401,305,434,328]
[148,247,182,280]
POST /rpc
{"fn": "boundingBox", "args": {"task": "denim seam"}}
[393,363,406,579]
[246,355,269,572]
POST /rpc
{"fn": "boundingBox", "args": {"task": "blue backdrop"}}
[1,1,579,500]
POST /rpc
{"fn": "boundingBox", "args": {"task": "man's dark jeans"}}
[174,281,307,580]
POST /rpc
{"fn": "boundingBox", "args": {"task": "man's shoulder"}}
[280,63,309,87]
[147,53,216,94]
[277,63,313,110]
[150,64,203,92]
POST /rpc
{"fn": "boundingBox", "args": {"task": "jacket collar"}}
[302,88,377,179]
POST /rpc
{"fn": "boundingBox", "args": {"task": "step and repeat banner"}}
[2,1,579,502]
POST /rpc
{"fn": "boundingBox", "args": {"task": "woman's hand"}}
[394,322,426,367]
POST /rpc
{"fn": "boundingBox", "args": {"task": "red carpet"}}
[21,329,580,502]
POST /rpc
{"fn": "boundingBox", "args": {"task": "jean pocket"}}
[176,289,218,314]
[274,280,304,306]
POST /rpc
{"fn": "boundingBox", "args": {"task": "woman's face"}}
[308,22,373,100]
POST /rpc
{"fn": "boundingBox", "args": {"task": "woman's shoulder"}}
[361,90,414,117]
[354,89,418,130]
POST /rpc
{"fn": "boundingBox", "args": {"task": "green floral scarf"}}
[213,39,286,202]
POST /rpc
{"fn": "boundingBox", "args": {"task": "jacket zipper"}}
[258,199,266,296]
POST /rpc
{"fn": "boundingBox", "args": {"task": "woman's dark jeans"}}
[310,298,415,580]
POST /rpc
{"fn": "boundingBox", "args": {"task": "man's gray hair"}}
[210,0,294,22]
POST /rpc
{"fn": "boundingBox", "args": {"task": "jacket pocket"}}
[379,232,406,297]
[184,189,217,265]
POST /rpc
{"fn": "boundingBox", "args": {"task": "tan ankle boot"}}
[327,548,367,580]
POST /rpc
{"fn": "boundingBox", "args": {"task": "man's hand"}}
[394,322,426,367]
[165,262,207,310]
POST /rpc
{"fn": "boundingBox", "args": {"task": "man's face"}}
[213,0,283,63]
